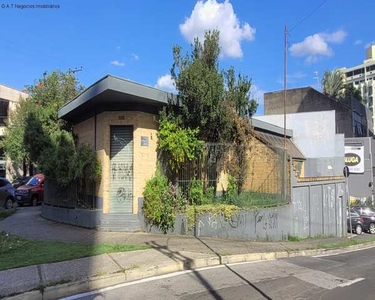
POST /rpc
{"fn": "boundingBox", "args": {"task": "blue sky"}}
[0,0,373,114]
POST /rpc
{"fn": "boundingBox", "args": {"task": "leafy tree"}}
[223,67,258,118]
[322,69,345,99]
[26,70,84,134]
[171,30,232,143]
[0,97,35,175]
[168,30,257,190]
[342,83,364,104]
[157,110,203,178]
[2,70,100,188]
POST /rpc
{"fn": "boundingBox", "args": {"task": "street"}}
[64,246,375,300]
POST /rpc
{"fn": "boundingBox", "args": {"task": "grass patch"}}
[318,237,375,250]
[0,209,16,221]
[0,232,150,271]
[287,235,301,242]
[35,279,72,292]
[227,191,287,208]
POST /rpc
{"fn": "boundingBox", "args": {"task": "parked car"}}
[347,210,364,235]
[15,174,45,206]
[0,178,15,209]
[351,206,375,217]
[351,206,375,234]
[12,176,32,190]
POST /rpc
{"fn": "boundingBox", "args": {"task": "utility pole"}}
[283,25,288,200]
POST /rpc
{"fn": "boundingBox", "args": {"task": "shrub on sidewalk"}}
[143,170,187,233]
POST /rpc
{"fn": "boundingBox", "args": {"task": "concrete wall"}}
[263,87,365,138]
[292,179,345,238]
[255,111,345,177]
[42,205,102,229]
[139,179,346,241]
[73,111,159,215]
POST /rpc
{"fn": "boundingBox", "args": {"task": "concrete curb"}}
[5,240,375,300]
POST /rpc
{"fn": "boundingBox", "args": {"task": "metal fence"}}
[176,143,289,208]
[44,179,95,209]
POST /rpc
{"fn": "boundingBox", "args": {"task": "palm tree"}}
[322,69,345,99]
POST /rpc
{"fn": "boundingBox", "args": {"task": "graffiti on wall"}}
[116,187,132,204]
[111,163,133,181]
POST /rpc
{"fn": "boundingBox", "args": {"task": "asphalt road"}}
[63,246,375,300]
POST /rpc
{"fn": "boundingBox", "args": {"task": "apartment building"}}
[0,84,28,179]
[341,45,375,111]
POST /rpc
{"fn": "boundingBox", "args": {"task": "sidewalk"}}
[2,208,375,299]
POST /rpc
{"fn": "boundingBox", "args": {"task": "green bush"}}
[189,179,204,205]
[143,170,187,233]
[225,174,238,203]
[188,179,215,205]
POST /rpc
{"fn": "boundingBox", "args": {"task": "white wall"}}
[255,111,345,177]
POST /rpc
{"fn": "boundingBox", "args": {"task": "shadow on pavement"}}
[146,238,273,300]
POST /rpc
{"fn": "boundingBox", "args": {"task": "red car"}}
[15,174,45,206]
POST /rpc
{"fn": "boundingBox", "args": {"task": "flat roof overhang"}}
[58,75,176,124]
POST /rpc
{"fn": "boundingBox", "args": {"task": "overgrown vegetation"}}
[143,169,187,233]
[0,70,101,187]
[186,204,240,231]
[143,30,264,232]
[0,232,149,270]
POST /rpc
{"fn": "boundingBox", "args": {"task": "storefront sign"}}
[345,146,364,173]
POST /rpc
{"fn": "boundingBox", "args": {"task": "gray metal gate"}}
[110,126,133,213]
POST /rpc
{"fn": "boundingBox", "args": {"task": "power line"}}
[289,0,328,33]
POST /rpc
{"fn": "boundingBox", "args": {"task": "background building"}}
[341,45,375,112]
[264,86,373,138]
[0,84,28,179]
[255,110,345,178]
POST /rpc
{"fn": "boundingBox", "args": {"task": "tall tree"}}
[1,70,84,177]
[322,69,345,99]
[168,30,257,193]
[171,30,257,144]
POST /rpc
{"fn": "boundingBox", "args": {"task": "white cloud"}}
[132,53,140,60]
[179,0,255,58]
[354,40,362,45]
[110,60,125,67]
[289,30,347,63]
[116,46,121,50]
[155,74,176,92]
[365,41,375,49]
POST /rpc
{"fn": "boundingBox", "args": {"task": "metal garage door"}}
[110,126,133,213]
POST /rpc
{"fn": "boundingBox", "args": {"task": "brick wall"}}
[73,117,95,149]
[243,136,285,195]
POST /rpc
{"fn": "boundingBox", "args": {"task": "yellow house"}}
[43,75,304,231]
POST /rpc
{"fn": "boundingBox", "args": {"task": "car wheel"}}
[369,223,375,235]
[355,224,363,235]
[31,196,38,207]
[5,197,13,209]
